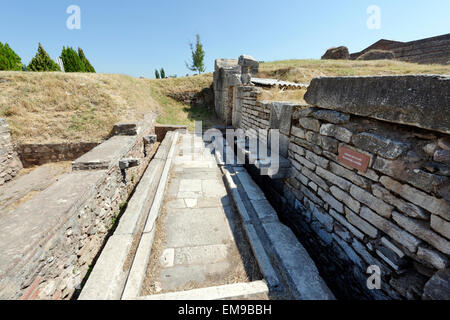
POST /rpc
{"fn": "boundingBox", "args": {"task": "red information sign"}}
[338,146,371,173]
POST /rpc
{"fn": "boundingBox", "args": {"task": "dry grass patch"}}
[258,86,307,103]
[258,59,450,84]
[0,72,158,144]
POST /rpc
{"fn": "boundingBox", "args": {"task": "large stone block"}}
[304,75,450,134]
[352,133,408,160]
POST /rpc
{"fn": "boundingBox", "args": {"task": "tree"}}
[186,34,205,74]
[78,47,96,73]
[160,68,166,79]
[0,42,22,71]
[28,43,61,72]
[61,46,85,72]
[155,69,160,79]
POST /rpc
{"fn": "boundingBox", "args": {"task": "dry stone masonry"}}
[0,119,22,186]
[214,57,450,300]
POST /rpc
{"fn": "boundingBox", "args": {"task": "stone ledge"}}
[304,75,450,134]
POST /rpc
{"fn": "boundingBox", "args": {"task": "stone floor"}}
[141,133,261,296]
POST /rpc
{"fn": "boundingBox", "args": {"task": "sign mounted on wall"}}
[338,146,371,173]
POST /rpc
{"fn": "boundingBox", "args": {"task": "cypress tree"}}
[28,43,61,72]
[0,42,22,71]
[61,46,85,72]
[155,69,160,79]
[78,47,96,73]
[160,68,166,79]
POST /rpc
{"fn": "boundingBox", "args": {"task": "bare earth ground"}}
[141,134,262,296]
[0,162,72,218]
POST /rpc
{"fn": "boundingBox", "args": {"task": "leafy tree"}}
[78,47,96,73]
[160,68,166,79]
[28,43,61,72]
[0,42,22,71]
[61,46,85,72]
[186,34,205,74]
[155,69,160,79]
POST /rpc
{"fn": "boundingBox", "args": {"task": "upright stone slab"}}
[304,75,450,134]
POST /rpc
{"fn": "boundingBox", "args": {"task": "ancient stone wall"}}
[17,142,99,168]
[226,74,450,300]
[351,33,450,65]
[0,121,158,300]
[214,55,259,124]
[0,119,23,186]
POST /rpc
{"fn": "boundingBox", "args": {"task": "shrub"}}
[78,47,96,73]
[155,69,160,79]
[160,68,166,79]
[61,46,85,72]
[0,42,23,71]
[28,43,61,72]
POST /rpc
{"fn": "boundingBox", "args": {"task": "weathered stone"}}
[291,126,306,139]
[318,188,344,213]
[311,221,333,245]
[352,133,408,160]
[381,237,405,258]
[321,46,350,60]
[360,207,421,253]
[373,158,448,194]
[423,143,438,156]
[305,150,329,169]
[309,202,334,232]
[430,215,450,240]
[345,207,378,238]
[329,209,364,240]
[422,269,450,300]
[357,50,395,61]
[304,75,450,135]
[417,247,449,270]
[334,223,351,242]
[330,186,360,213]
[438,138,450,151]
[292,107,315,119]
[301,167,328,191]
[316,167,352,191]
[319,136,339,153]
[289,142,305,156]
[380,176,450,221]
[350,184,392,218]
[119,158,140,170]
[375,245,408,271]
[319,124,353,143]
[312,109,350,124]
[113,122,137,136]
[371,184,428,220]
[392,212,450,255]
[390,272,428,300]
[434,149,450,163]
[298,117,321,133]
[332,234,364,268]
[329,161,370,189]
[238,54,259,75]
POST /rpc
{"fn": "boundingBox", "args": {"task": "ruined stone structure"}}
[0,119,22,186]
[213,55,259,125]
[350,33,450,65]
[0,120,159,300]
[214,57,450,300]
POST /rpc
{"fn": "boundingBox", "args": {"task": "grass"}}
[144,73,220,131]
[0,71,218,144]
[258,59,450,84]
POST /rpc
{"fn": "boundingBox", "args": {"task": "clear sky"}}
[1,0,449,78]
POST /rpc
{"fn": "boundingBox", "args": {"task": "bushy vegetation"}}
[78,48,95,73]
[27,43,61,72]
[0,42,22,71]
[61,46,85,72]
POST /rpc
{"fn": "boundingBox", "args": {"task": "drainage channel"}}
[80,130,335,300]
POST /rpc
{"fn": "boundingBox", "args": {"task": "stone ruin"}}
[213,55,450,300]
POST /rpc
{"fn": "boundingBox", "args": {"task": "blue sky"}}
[1,0,449,77]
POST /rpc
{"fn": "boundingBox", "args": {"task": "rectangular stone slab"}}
[304,75,450,134]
